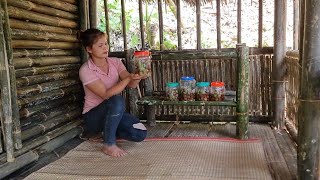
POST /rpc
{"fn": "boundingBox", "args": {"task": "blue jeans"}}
[83,95,147,145]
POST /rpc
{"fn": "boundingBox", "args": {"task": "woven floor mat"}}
[25,138,272,180]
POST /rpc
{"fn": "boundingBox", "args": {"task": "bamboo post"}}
[126,49,139,116]
[297,0,320,178]
[176,0,182,50]
[121,0,127,50]
[2,0,22,150]
[273,0,287,129]
[138,0,144,49]
[104,0,110,48]
[0,98,3,153]
[158,0,164,50]
[258,0,263,48]
[298,0,304,65]
[79,0,89,63]
[236,43,249,140]
[89,0,97,28]
[237,0,241,44]
[293,0,299,50]
[0,2,14,161]
[196,0,201,50]
[216,0,221,51]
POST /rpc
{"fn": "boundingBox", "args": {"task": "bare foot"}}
[102,145,127,157]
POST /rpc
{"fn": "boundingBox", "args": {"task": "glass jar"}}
[166,82,179,101]
[195,82,210,101]
[179,76,196,101]
[133,51,152,77]
[209,81,226,101]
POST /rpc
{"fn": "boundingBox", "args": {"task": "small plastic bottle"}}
[133,51,152,77]
[179,76,196,101]
[209,81,225,101]
[166,82,179,101]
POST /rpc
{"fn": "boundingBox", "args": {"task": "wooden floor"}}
[7,122,297,180]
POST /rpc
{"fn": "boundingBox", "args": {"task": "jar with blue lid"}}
[166,82,179,101]
[195,82,210,101]
[179,76,196,101]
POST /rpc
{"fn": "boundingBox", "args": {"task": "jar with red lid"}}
[133,51,152,77]
[209,81,225,101]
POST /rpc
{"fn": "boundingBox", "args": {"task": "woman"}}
[78,29,147,157]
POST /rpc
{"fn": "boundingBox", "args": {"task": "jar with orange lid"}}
[133,50,152,77]
[209,81,225,101]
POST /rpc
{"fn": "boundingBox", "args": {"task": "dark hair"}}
[77,28,106,48]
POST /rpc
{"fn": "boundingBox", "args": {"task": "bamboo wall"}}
[0,0,83,168]
[146,49,273,121]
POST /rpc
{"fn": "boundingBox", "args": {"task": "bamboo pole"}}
[13,56,80,69]
[19,95,78,118]
[15,64,80,78]
[297,0,320,178]
[21,109,81,141]
[216,0,221,51]
[152,51,238,60]
[158,0,164,50]
[7,0,78,20]
[0,97,4,153]
[258,0,263,48]
[0,1,14,162]
[10,19,76,35]
[17,79,80,98]
[12,40,80,49]
[236,43,249,140]
[79,0,89,63]
[196,0,201,50]
[18,85,81,108]
[176,0,182,50]
[0,151,39,180]
[8,6,78,28]
[237,0,241,44]
[126,49,139,116]
[21,103,80,130]
[89,0,97,28]
[60,0,78,5]
[26,0,78,13]
[11,29,77,42]
[293,0,299,50]
[16,71,78,88]
[121,0,127,50]
[298,0,304,65]
[0,120,82,163]
[13,49,79,58]
[273,0,287,129]
[2,0,22,150]
[104,0,110,47]
[138,0,145,49]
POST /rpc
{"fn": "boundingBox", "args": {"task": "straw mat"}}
[25,138,272,180]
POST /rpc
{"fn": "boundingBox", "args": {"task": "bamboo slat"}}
[258,0,263,48]
[7,0,78,20]
[2,0,22,150]
[12,40,80,49]
[13,56,80,69]
[158,0,164,50]
[21,103,80,130]
[19,95,78,118]
[293,0,299,50]
[0,98,4,153]
[10,19,76,35]
[11,29,77,42]
[59,0,78,5]
[16,71,78,87]
[17,79,80,98]
[8,6,78,28]
[216,0,221,50]
[152,51,238,60]
[18,85,81,108]
[15,64,80,78]
[89,0,97,28]
[21,108,81,141]
[138,0,144,49]
[0,0,14,161]
[196,0,201,50]
[237,0,241,43]
[120,0,127,50]
[13,49,79,58]
[176,0,182,50]
[26,0,78,13]
[0,120,82,163]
